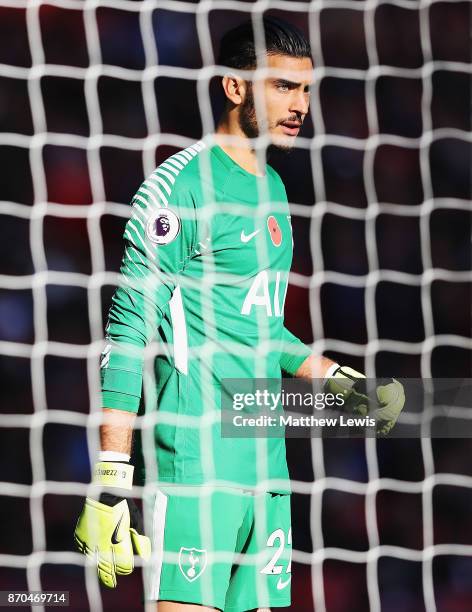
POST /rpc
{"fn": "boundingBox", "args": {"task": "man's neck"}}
[215,119,265,177]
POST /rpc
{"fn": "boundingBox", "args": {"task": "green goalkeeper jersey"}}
[101,140,311,493]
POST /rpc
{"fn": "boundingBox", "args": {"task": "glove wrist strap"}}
[324,362,341,380]
[92,461,134,490]
[98,450,130,462]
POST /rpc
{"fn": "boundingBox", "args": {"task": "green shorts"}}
[145,486,292,611]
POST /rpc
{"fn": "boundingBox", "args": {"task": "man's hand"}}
[74,462,151,588]
[372,379,406,435]
[325,366,405,435]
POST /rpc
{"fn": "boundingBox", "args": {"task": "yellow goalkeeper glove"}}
[74,461,151,588]
[325,366,405,435]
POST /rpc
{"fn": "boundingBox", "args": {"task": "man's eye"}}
[277,83,289,92]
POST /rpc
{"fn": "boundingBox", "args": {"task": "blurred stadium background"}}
[0,1,471,610]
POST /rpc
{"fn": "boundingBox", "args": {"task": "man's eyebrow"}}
[273,78,301,89]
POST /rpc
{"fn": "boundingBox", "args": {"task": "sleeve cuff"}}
[102,390,140,412]
[101,364,142,394]
[280,343,312,375]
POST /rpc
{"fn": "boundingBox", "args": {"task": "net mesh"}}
[0,1,471,611]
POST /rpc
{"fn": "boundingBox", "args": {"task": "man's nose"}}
[290,90,309,117]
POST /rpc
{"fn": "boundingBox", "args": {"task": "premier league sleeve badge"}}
[146,208,181,245]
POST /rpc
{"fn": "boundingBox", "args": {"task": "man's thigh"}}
[154,603,219,611]
[145,486,251,611]
[146,604,270,611]
[224,493,292,612]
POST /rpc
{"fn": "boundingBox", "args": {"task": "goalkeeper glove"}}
[74,461,151,588]
[325,366,405,435]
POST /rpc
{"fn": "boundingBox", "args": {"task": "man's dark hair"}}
[218,16,312,69]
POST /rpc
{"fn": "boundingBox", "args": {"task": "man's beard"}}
[238,85,259,139]
[238,86,297,153]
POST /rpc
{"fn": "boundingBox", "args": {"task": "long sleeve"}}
[279,326,312,375]
[101,175,197,412]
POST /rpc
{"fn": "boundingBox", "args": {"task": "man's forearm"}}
[100,408,136,455]
[294,354,337,381]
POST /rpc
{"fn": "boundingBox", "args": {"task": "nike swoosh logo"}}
[276,575,291,590]
[111,514,124,545]
[240,229,260,243]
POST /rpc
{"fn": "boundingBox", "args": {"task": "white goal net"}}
[0,1,471,611]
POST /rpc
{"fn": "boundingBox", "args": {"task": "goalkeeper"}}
[75,17,405,612]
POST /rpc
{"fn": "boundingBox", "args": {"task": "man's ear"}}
[221,74,247,106]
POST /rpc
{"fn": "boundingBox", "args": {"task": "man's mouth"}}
[280,120,302,136]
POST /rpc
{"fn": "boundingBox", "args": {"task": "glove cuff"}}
[92,461,134,490]
[98,450,131,462]
[323,362,341,380]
